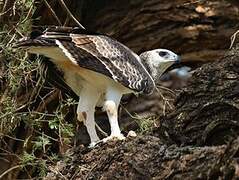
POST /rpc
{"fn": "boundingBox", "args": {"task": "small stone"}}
[127,130,137,137]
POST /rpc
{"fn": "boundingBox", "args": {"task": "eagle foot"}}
[88,140,101,148]
[88,134,125,148]
[102,133,125,143]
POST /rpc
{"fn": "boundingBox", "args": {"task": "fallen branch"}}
[230,30,239,49]
[58,0,85,29]
[43,0,62,26]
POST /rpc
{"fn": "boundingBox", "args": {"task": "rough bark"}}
[158,46,239,147]
[45,137,239,180]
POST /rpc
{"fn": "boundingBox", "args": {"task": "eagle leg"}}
[102,89,125,142]
[77,87,101,147]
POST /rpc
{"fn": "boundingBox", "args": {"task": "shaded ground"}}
[46,136,239,180]
[44,46,239,180]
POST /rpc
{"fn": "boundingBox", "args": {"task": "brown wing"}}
[17,27,155,94]
[58,33,155,94]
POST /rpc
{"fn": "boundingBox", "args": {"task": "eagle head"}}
[139,49,180,81]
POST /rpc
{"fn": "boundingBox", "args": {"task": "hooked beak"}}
[158,54,181,77]
[176,55,181,63]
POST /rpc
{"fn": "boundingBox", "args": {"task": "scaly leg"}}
[77,87,100,147]
[102,88,125,142]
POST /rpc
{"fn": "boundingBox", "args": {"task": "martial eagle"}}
[15,26,180,147]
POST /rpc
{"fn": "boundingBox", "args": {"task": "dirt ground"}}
[44,46,239,180]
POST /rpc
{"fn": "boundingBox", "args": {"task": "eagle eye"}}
[158,51,168,57]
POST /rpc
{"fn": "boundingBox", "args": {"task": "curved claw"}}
[88,134,126,148]
[88,140,101,148]
[102,134,125,143]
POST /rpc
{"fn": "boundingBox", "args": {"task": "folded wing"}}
[20,27,156,94]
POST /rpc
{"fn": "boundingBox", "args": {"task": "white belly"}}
[61,65,133,106]
[60,63,132,95]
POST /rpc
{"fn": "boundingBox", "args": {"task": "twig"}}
[34,129,58,142]
[0,164,22,179]
[230,30,239,49]
[156,85,176,97]
[182,0,205,6]
[63,15,70,26]
[155,87,174,116]
[21,2,34,24]
[0,7,12,17]
[0,88,9,105]
[120,103,143,120]
[36,89,59,113]
[14,28,24,37]
[0,133,26,142]
[6,33,16,47]
[95,123,108,137]
[42,0,62,25]
[0,0,15,22]
[58,0,85,29]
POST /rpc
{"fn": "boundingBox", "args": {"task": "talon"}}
[88,140,101,148]
[102,134,125,143]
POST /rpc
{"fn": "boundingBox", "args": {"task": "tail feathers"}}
[44,26,100,35]
[13,26,100,48]
[13,36,56,48]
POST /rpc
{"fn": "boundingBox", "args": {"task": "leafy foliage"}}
[0,0,76,178]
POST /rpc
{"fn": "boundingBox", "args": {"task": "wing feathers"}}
[56,40,114,79]
[22,27,155,94]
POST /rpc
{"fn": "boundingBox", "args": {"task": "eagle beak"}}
[158,54,181,77]
[176,55,181,63]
